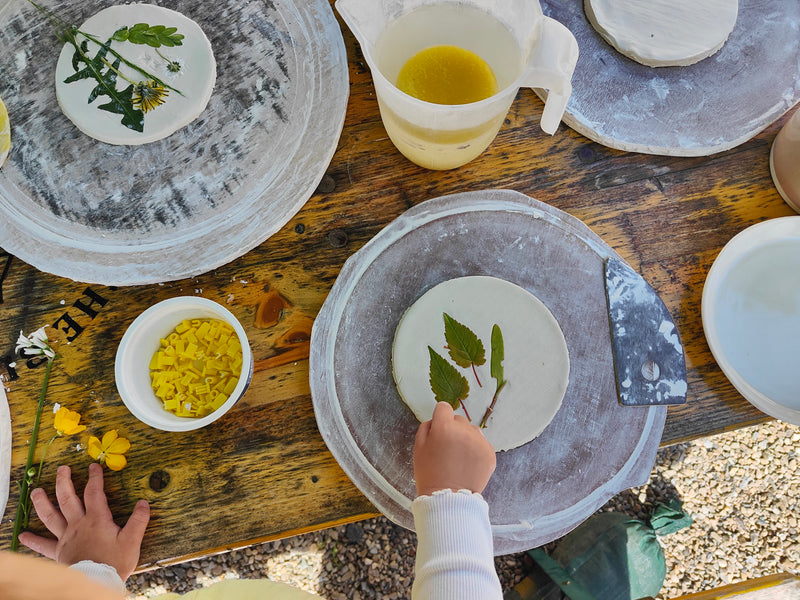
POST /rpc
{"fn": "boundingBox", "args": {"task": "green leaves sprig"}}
[480,325,506,428]
[26,1,185,133]
[428,314,508,425]
[112,23,185,47]
[63,33,145,132]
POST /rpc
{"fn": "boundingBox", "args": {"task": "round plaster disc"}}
[55,4,216,145]
[392,276,569,452]
[584,0,738,67]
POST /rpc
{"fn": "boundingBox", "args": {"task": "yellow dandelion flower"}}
[87,430,130,471]
[132,80,169,113]
[53,406,86,436]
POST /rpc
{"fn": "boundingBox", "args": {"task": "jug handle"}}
[522,17,579,135]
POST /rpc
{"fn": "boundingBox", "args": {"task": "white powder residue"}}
[659,320,683,353]
[650,78,670,101]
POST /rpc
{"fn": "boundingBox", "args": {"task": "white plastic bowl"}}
[702,217,800,424]
[115,297,253,431]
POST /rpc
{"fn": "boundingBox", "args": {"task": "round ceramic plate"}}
[702,217,800,424]
[539,0,800,155]
[310,189,666,554]
[0,0,348,285]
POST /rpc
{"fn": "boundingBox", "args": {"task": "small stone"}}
[346,523,364,543]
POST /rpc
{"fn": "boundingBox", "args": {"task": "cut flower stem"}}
[10,357,53,551]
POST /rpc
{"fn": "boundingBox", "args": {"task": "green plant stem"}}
[26,0,67,33]
[10,358,54,551]
[78,30,184,95]
[35,433,59,487]
[155,48,176,66]
[479,380,506,429]
[99,55,137,87]
[26,0,183,95]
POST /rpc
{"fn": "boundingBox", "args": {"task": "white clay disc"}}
[392,276,570,452]
[55,4,216,145]
[584,0,738,67]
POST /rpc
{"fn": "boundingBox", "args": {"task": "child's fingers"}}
[29,487,67,538]
[452,414,470,426]
[54,466,85,524]
[430,401,455,428]
[17,531,58,559]
[119,499,151,550]
[83,463,112,521]
[414,418,432,450]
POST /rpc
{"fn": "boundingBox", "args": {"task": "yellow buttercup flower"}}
[53,406,86,436]
[87,430,130,471]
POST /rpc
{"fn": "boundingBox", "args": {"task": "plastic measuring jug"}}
[336,0,579,170]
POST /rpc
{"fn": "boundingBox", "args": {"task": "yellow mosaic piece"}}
[150,318,243,417]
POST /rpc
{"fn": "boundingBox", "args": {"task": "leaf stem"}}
[25,0,68,38]
[471,363,482,387]
[99,56,137,86]
[459,399,472,422]
[10,358,54,551]
[479,380,506,429]
[155,48,182,72]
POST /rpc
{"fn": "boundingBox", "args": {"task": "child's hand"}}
[18,463,150,582]
[413,401,496,497]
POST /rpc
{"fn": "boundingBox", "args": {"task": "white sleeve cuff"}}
[411,489,502,599]
[70,560,126,594]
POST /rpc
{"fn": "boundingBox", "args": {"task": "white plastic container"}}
[115,296,253,431]
[336,0,578,170]
[702,217,800,424]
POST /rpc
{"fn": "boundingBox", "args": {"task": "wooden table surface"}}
[1,5,796,569]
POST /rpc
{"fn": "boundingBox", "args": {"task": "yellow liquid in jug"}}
[396,45,498,105]
[374,4,522,169]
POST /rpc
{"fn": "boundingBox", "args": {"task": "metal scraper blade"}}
[604,258,687,406]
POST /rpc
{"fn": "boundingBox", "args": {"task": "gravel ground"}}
[128,419,800,599]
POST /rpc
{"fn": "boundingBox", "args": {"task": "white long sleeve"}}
[70,560,126,595]
[411,489,503,600]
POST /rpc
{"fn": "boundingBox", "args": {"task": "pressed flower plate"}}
[53,4,217,145]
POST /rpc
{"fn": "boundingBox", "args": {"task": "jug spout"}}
[335,0,387,59]
[523,17,579,135]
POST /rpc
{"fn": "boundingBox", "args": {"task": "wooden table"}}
[0,9,796,569]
